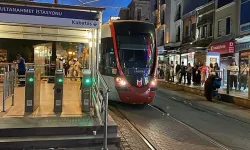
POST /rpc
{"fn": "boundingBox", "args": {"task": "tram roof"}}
[0,0,105,12]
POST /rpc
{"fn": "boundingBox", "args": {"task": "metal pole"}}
[227,70,230,95]
[2,72,6,112]
[11,72,14,106]
[103,92,108,150]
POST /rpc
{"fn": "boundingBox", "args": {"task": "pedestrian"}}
[186,63,192,85]
[209,63,215,76]
[239,63,248,91]
[165,62,170,81]
[159,66,164,79]
[204,73,220,101]
[175,61,181,82]
[68,59,75,79]
[179,62,186,84]
[157,67,160,78]
[16,54,26,86]
[214,62,220,77]
[228,61,239,90]
[200,63,208,87]
[192,64,197,85]
[63,61,69,77]
[170,61,174,82]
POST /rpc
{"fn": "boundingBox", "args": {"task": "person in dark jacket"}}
[204,73,221,101]
[179,62,186,84]
[17,54,26,86]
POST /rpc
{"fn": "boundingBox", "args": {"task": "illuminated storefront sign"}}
[209,41,235,54]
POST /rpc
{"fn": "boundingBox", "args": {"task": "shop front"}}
[209,41,235,69]
[236,42,250,66]
[179,51,206,67]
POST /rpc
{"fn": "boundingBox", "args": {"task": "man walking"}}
[17,54,26,86]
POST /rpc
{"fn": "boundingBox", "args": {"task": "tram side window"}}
[100,38,117,76]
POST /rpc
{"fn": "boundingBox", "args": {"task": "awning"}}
[178,37,212,53]
[209,34,235,46]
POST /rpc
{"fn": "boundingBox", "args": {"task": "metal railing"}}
[2,71,15,112]
[92,71,110,150]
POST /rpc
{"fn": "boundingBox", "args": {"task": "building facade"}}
[165,0,183,65]
[209,0,239,69]
[152,0,246,70]
[179,0,211,66]
[127,0,151,21]
[118,8,130,20]
[235,0,250,67]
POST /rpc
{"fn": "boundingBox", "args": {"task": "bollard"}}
[25,68,35,112]
[54,69,64,112]
[81,69,91,112]
[227,70,230,95]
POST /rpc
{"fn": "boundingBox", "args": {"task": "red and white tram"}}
[100,20,157,104]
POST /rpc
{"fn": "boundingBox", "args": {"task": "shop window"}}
[226,17,231,35]
[191,23,196,39]
[202,25,207,38]
[218,20,222,37]
[160,30,164,45]
[198,27,201,39]
[176,26,180,42]
[188,21,192,36]
[175,4,181,21]
[185,25,189,37]
[137,9,141,20]
[209,23,213,37]
[100,38,117,76]
[161,10,165,25]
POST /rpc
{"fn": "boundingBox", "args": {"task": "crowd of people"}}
[157,61,249,91]
[62,59,83,79]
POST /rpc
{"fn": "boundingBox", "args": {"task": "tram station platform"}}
[0,80,120,149]
[158,80,250,109]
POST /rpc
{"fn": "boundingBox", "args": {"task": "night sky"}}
[37,0,132,23]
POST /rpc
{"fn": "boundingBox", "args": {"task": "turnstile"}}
[25,68,39,112]
[81,69,91,112]
[54,69,64,112]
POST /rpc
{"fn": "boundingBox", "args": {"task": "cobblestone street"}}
[109,106,151,150]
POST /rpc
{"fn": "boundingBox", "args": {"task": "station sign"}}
[0,4,99,28]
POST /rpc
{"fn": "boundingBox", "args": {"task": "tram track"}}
[111,102,231,150]
[109,105,157,150]
[148,104,230,150]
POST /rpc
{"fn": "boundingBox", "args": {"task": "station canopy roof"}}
[0,0,105,11]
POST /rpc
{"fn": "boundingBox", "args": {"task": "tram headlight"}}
[116,77,127,86]
[150,79,157,86]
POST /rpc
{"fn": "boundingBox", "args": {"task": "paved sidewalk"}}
[158,79,250,109]
[157,88,250,124]
[158,79,248,99]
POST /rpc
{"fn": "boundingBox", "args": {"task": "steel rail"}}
[149,104,230,150]
[110,106,157,150]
